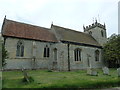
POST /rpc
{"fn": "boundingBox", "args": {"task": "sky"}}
[0,0,119,37]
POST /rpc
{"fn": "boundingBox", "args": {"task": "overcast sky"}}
[0,0,119,37]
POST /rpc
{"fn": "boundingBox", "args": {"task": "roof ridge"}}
[52,24,91,35]
[6,19,50,30]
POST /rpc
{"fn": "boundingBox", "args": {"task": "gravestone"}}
[102,67,110,75]
[87,68,92,75]
[87,68,98,76]
[117,68,120,77]
[21,68,30,83]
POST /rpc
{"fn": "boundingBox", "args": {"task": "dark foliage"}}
[103,34,120,68]
[2,42,8,67]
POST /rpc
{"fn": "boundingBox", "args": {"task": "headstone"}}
[87,68,98,76]
[87,68,92,75]
[92,70,98,76]
[102,67,110,75]
[117,68,120,77]
[22,68,30,83]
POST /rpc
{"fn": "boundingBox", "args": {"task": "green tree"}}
[1,39,8,67]
[103,34,120,68]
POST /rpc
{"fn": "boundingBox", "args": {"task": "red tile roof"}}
[2,19,58,42]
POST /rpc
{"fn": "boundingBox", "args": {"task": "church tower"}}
[83,20,107,46]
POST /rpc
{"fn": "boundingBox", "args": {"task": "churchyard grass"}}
[2,68,120,88]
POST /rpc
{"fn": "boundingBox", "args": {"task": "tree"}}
[0,39,8,67]
[103,34,120,68]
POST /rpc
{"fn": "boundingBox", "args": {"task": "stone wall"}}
[4,37,103,70]
[68,44,103,70]
[4,37,52,70]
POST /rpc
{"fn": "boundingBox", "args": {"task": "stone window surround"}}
[101,30,104,37]
[16,40,24,57]
[95,50,100,61]
[74,48,81,61]
[44,45,50,58]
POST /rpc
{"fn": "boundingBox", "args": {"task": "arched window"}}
[74,48,81,61]
[44,45,50,57]
[101,30,104,37]
[54,48,57,61]
[16,40,24,57]
[89,31,92,35]
[95,50,99,61]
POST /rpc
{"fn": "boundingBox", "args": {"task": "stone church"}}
[1,17,107,71]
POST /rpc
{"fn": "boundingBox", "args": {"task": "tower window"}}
[16,40,24,57]
[95,50,99,61]
[44,45,50,57]
[89,31,92,35]
[74,48,81,61]
[101,30,104,37]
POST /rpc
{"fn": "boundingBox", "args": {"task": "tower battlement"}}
[83,20,106,31]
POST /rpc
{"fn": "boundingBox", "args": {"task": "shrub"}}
[47,70,53,72]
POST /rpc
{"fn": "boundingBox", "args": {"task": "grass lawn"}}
[2,69,120,88]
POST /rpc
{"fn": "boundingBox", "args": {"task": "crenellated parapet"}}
[83,20,106,31]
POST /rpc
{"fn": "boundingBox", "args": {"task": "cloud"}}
[0,0,119,37]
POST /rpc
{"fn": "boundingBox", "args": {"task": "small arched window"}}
[101,30,104,37]
[74,48,81,61]
[16,40,24,57]
[95,50,99,61]
[89,31,92,35]
[44,45,50,57]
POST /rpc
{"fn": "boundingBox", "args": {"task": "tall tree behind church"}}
[103,34,120,68]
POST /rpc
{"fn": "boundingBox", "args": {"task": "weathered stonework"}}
[4,37,103,71]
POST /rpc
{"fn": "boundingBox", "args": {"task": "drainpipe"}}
[3,37,6,46]
[67,43,70,71]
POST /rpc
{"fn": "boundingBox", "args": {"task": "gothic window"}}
[89,31,92,35]
[44,45,50,57]
[54,48,57,61]
[101,30,104,37]
[95,50,99,61]
[16,40,24,57]
[74,48,81,61]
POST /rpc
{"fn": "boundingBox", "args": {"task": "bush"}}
[47,70,53,72]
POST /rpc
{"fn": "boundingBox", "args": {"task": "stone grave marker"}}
[87,68,92,75]
[21,68,30,83]
[117,68,120,77]
[102,67,110,75]
[87,68,98,76]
